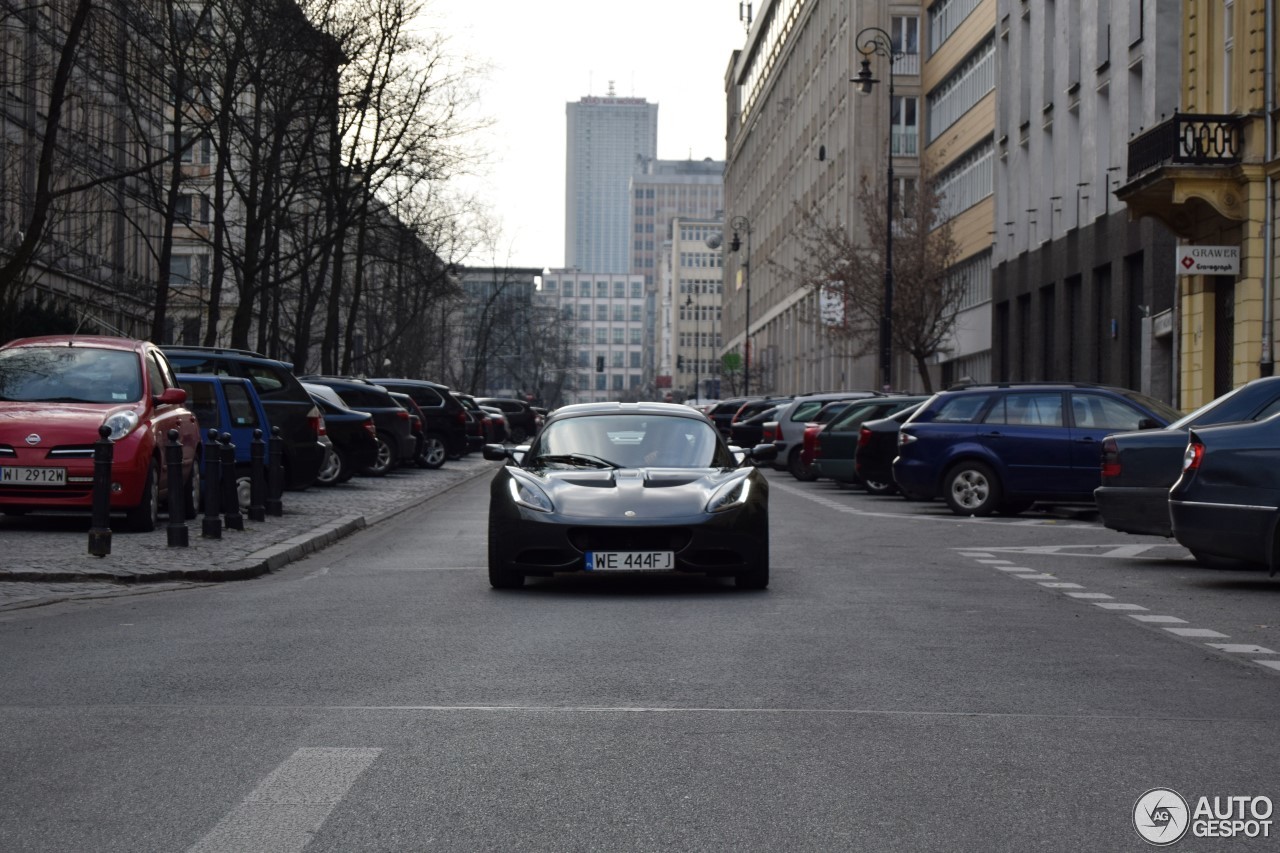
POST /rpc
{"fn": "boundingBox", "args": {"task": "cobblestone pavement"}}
[0,455,496,610]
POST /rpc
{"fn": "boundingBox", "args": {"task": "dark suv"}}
[369,378,470,463]
[892,382,1180,516]
[161,346,326,489]
[475,397,542,443]
[300,377,417,476]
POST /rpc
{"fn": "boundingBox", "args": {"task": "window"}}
[612,374,624,391]
[612,305,624,322]
[595,305,608,321]
[891,96,918,156]
[629,329,641,345]
[614,281,625,298]
[629,352,641,368]
[596,281,608,297]
[926,37,995,143]
[595,329,607,344]
[563,281,574,297]
[612,352,624,368]
[1223,0,1235,111]
[224,383,261,428]
[612,329,624,344]
[1070,393,1145,431]
[985,393,1064,426]
[631,282,642,298]
[629,306,641,323]
[931,394,992,423]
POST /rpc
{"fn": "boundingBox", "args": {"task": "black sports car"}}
[484,402,775,590]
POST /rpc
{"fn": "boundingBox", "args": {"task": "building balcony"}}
[1118,113,1253,237]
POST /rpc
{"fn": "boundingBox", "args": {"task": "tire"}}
[487,523,524,589]
[124,459,160,532]
[183,451,202,517]
[361,431,397,477]
[315,446,344,486]
[862,477,898,496]
[788,447,817,482]
[942,460,1002,517]
[735,526,770,589]
[417,433,447,469]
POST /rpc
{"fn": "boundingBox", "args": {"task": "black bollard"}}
[87,424,113,557]
[202,428,222,539]
[165,429,189,547]
[220,432,244,531]
[266,425,284,517]
[249,428,267,522]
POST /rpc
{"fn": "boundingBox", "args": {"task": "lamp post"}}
[685,292,700,402]
[853,26,901,392]
[729,215,752,396]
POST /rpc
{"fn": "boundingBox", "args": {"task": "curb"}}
[2,464,496,586]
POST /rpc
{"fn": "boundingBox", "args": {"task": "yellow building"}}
[1119,1,1277,407]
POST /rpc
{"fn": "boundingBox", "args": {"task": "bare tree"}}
[783,165,963,393]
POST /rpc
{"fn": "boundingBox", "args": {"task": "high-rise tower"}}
[564,87,659,274]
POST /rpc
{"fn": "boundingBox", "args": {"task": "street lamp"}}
[854,26,901,392]
[729,215,752,395]
[685,292,699,401]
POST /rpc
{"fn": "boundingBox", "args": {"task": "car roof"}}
[163,345,295,369]
[176,373,253,388]
[367,377,452,392]
[2,335,146,353]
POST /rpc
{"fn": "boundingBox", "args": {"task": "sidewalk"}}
[0,455,496,610]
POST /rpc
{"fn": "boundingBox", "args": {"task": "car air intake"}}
[568,527,692,552]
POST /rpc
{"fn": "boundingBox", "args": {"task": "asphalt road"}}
[1,469,1278,852]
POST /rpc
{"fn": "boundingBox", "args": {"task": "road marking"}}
[995,566,1034,572]
[773,482,1097,527]
[1066,592,1113,599]
[1010,573,1056,580]
[1038,582,1085,589]
[958,552,993,558]
[975,559,1013,564]
[1208,644,1278,655]
[1093,603,1148,611]
[186,747,381,853]
[951,544,1193,561]
[1129,615,1188,624]
[1164,628,1230,638]
[1255,661,1280,673]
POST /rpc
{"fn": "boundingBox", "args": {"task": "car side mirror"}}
[1137,417,1161,430]
[482,443,512,461]
[156,387,187,406]
[750,443,778,463]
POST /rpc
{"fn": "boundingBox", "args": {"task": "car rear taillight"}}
[396,409,409,421]
[1100,437,1120,479]
[857,427,873,448]
[316,416,327,438]
[363,419,376,438]
[307,405,323,437]
[456,410,468,425]
[1182,436,1204,472]
[898,430,917,447]
[762,422,778,443]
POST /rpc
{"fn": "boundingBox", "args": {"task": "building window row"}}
[926,37,995,144]
[558,281,644,299]
[935,138,993,221]
[952,250,993,312]
[928,0,985,54]
[739,0,809,124]
[679,252,723,269]
[679,280,724,294]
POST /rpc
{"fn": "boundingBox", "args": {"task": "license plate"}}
[0,466,67,486]
[586,551,675,571]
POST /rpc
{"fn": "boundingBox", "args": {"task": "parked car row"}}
[0,335,534,531]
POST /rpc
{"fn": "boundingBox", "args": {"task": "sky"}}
[427,0,750,269]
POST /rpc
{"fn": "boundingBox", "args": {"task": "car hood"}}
[0,401,140,443]
[528,467,746,519]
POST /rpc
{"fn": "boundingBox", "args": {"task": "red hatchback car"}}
[0,336,202,531]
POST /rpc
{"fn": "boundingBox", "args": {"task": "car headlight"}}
[508,470,554,512]
[102,410,140,442]
[706,475,752,513]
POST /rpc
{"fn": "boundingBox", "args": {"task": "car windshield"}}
[828,401,883,431]
[531,414,730,469]
[0,346,143,403]
[1118,389,1182,424]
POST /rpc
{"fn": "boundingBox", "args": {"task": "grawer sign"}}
[1176,245,1240,276]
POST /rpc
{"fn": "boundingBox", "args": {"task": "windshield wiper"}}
[30,396,103,404]
[535,453,620,469]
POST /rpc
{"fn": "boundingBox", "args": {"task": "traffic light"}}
[596,355,604,373]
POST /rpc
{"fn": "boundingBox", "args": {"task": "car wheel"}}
[942,461,1001,517]
[184,452,202,517]
[361,431,397,477]
[735,525,770,589]
[315,446,343,486]
[487,524,524,589]
[862,477,898,496]
[788,447,818,482]
[124,459,160,533]
[417,433,447,469]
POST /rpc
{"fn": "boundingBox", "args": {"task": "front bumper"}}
[0,438,152,511]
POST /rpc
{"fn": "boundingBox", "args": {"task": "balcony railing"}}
[1127,113,1243,180]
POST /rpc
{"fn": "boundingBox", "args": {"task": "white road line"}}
[772,482,1097,527]
[958,552,993,558]
[995,566,1034,572]
[1093,603,1148,611]
[1066,592,1114,600]
[1038,582,1085,589]
[1099,544,1158,559]
[1010,573,1057,580]
[1207,644,1278,655]
[1129,615,1188,624]
[975,559,1014,564]
[186,747,381,853]
[1255,661,1280,673]
[1164,628,1230,638]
